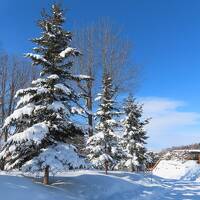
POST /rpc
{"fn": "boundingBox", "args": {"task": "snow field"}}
[1,170,200,200]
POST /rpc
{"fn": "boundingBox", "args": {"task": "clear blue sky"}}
[1,0,200,150]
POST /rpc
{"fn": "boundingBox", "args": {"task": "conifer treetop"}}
[26,4,81,79]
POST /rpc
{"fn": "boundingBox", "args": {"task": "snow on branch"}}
[59,47,81,58]
[16,94,34,108]
[6,122,49,145]
[73,74,93,81]
[32,78,46,85]
[54,83,71,95]
[47,74,59,80]
[16,86,49,98]
[26,53,49,64]
[4,103,35,127]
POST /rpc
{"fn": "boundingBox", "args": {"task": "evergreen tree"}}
[0,4,87,184]
[86,73,121,173]
[120,95,149,171]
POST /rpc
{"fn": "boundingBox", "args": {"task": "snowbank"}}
[153,160,200,180]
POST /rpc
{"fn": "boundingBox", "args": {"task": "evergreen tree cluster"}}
[87,74,149,172]
[86,73,122,171]
[0,3,150,179]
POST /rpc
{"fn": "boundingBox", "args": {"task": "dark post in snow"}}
[198,154,200,164]
[43,166,49,185]
[105,160,108,175]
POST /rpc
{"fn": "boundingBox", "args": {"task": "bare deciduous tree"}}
[73,25,98,137]
[0,54,8,127]
[0,53,35,142]
[72,19,139,136]
[97,19,139,92]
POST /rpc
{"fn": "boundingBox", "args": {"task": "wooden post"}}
[4,127,8,142]
[43,166,49,185]
[105,160,108,175]
[198,155,200,164]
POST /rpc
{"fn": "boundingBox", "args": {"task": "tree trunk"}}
[0,159,5,170]
[43,166,49,185]
[105,160,108,175]
[130,159,134,172]
[87,81,93,137]
[4,128,8,143]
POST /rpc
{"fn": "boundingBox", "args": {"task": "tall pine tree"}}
[0,4,87,184]
[86,73,121,173]
[120,95,149,171]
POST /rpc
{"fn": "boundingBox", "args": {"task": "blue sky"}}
[1,0,200,150]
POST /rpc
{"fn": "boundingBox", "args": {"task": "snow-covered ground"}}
[1,170,200,200]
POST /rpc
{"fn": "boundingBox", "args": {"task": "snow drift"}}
[153,160,200,181]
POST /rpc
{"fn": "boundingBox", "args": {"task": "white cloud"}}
[141,97,185,114]
[140,97,200,150]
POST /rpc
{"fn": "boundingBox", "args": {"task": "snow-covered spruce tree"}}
[0,4,87,184]
[86,73,121,174]
[120,95,149,172]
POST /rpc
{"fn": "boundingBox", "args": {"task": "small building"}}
[164,149,200,163]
